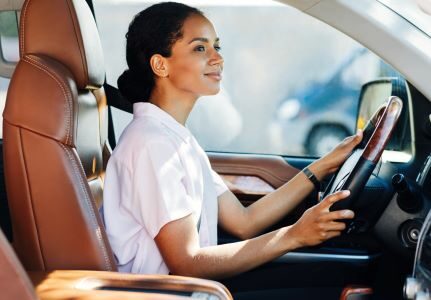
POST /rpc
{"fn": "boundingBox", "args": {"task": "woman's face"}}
[165,14,223,97]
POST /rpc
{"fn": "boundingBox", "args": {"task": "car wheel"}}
[307,125,349,157]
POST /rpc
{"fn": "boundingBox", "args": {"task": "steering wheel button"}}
[410,229,419,241]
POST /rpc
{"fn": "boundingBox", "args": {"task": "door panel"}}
[209,152,301,189]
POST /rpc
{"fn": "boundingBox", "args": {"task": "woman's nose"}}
[210,50,224,66]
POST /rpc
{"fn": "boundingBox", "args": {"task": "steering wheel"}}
[322,96,403,232]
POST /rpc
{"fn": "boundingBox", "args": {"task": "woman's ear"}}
[150,54,169,78]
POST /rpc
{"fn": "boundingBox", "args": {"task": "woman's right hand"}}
[287,190,354,248]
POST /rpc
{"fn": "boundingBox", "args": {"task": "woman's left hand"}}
[309,130,363,180]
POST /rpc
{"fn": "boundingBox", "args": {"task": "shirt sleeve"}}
[125,138,197,239]
[211,169,228,196]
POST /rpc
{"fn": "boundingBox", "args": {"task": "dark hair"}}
[117,2,204,103]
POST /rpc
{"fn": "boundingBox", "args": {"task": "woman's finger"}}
[350,130,363,147]
[320,221,347,231]
[320,190,351,210]
[322,231,341,240]
[319,209,355,222]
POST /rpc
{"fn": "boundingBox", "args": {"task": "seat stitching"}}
[18,127,46,270]
[59,143,112,270]
[24,56,72,145]
[22,56,72,145]
[59,143,112,271]
[20,0,32,57]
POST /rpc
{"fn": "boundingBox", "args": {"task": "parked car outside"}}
[272,48,401,157]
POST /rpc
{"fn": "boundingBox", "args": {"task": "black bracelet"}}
[302,167,321,191]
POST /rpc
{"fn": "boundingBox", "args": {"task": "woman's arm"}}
[155,190,353,280]
[218,166,321,240]
[218,131,363,240]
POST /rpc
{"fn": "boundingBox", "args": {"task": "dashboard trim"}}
[274,251,378,264]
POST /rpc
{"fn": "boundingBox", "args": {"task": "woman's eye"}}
[194,45,206,52]
[214,46,222,52]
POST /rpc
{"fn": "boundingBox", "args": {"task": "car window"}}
[0,10,19,139]
[93,0,403,157]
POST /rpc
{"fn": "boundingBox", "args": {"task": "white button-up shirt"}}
[103,102,228,274]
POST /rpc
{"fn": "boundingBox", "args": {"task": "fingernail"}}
[343,210,354,218]
[342,190,351,196]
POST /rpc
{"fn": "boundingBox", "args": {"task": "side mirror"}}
[357,77,412,153]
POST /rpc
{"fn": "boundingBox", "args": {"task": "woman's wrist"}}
[302,167,321,191]
[282,225,304,251]
[308,159,330,181]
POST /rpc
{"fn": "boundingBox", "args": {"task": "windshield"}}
[378,0,431,37]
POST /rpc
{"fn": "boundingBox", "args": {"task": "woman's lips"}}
[204,72,222,81]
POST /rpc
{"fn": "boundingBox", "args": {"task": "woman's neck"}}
[149,87,198,126]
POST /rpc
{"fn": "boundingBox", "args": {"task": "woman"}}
[103,2,362,279]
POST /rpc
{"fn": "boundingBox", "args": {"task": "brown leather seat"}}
[3,0,115,272]
[0,226,232,300]
[0,1,233,296]
[0,228,36,300]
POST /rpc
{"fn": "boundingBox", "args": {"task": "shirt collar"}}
[133,102,191,142]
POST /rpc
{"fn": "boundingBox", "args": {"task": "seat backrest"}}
[2,0,116,271]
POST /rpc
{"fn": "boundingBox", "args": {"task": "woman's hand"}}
[309,130,363,180]
[287,190,354,248]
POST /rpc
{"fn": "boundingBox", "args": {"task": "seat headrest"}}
[5,55,78,146]
[20,0,105,89]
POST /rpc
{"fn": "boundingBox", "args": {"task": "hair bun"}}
[117,69,151,104]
